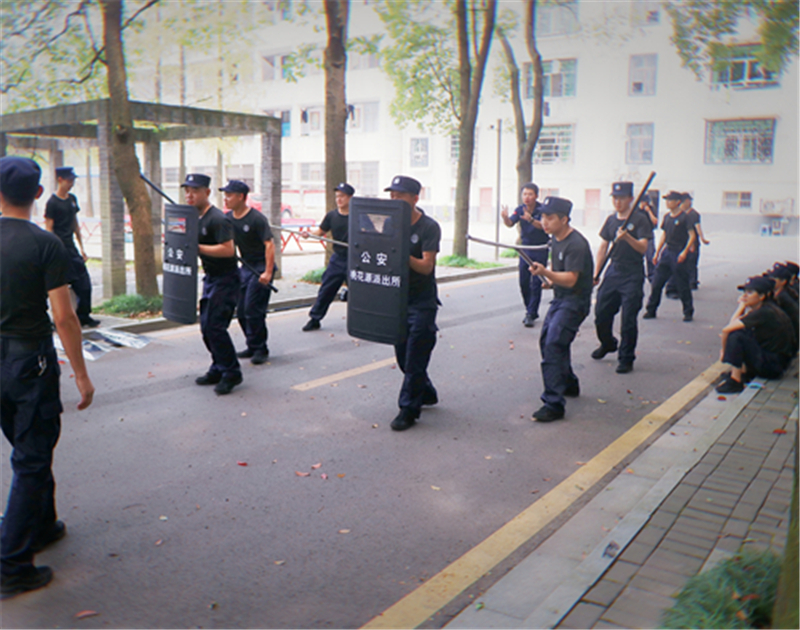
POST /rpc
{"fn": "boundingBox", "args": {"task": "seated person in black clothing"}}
[716,276,795,394]
[767,263,799,351]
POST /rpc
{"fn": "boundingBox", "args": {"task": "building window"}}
[281,163,293,182]
[281,55,293,80]
[267,110,291,137]
[450,135,459,162]
[524,59,577,99]
[537,1,579,37]
[723,191,752,209]
[626,123,654,164]
[711,45,779,89]
[705,119,775,164]
[347,102,379,133]
[163,167,179,185]
[534,125,574,165]
[410,138,429,168]
[261,55,277,81]
[631,0,660,25]
[348,52,379,70]
[300,107,323,136]
[629,54,657,96]
[347,161,379,196]
[299,162,324,182]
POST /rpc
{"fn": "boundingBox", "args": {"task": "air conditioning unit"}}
[760,198,796,217]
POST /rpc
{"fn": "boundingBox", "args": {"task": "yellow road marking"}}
[362,361,727,629]
[292,357,396,391]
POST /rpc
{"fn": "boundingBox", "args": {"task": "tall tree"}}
[101,0,158,297]
[496,0,543,194]
[323,0,349,215]
[376,0,497,257]
[665,0,799,78]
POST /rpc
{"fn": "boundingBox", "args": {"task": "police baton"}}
[593,171,656,284]
[139,174,278,293]
[277,225,349,249]
[466,234,549,268]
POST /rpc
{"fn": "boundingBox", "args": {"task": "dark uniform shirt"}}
[509,202,549,246]
[741,301,795,359]
[319,209,349,256]
[599,210,653,271]
[44,193,80,252]
[198,206,237,276]
[227,208,273,266]
[551,229,594,305]
[0,218,69,339]
[775,290,799,341]
[408,209,441,308]
[661,211,697,251]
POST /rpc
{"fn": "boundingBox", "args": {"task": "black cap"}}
[181,173,211,188]
[611,182,633,197]
[219,180,250,194]
[55,166,77,179]
[663,190,683,201]
[737,276,775,294]
[784,262,799,277]
[0,156,42,205]
[767,264,793,281]
[334,182,355,196]
[384,175,421,195]
[539,196,572,216]
[681,192,693,202]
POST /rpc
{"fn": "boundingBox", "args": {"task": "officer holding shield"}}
[222,180,275,365]
[183,174,242,395]
[385,176,441,432]
[591,182,653,374]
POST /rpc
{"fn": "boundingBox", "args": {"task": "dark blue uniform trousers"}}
[666,246,700,294]
[594,264,645,365]
[309,252,347,322]
[519,249,549,318]
[646,248,693,318]
[540,298,588,412]
[723,329,786,379]
[645,239,656,284]
[67,250,93,323]
[394,305,438,414]
[1,337,62,577]
[200,271,241,381]
[237,264,272,354]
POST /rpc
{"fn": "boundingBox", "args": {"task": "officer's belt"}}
[1,336,53,354]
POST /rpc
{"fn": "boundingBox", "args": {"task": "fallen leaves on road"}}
[475,602,484,610]
[358,384,367,388]
[75,611,99,620]
[531,489,540,494]
[718,395,727,400]
[159,516,168,521]
[372,424,379,428]
[295,471,310,477]
[237,461,248,467]
[337,473,346,478]
[155,539,163,546]
[311,462,322,470]
[576,461,586,466]
[274,560,285,566]
[505,448,513,453]
[597,399,607,404]
[339,529,350,534]
[484,456,492,460]
[625,468,634,474]
[241,412,247,417]
[321,473,328,480]
[431,485,441,491]
[543,477,551,482]
[773,429,788,435]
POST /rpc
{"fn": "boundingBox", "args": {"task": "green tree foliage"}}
[665,0,799,78]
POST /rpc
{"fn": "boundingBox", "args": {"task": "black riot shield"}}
[162,204,199,324]
[347,197,411,345]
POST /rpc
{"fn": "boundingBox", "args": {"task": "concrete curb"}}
[104,265,516,336]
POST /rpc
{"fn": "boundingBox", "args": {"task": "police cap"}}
[767,264,794,281]
[737,276,775,294]
[55,166,78,180]
[611,182,633,197]
[681,192,693,202]
[663,191,683,201]
[384,175,421,195]
[539,196,572,217]
[0,156,42,206]
[181,173,211,188]
[219,180,250,194]
[334,182,355,196]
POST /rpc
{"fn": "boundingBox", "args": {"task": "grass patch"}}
[500,248,518,258]
[660,549,781,629]
[438,255,503,269]
[301,267,327,284]
[97,294,163,318]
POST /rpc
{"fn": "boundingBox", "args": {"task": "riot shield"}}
[347,197,411,345]
[162,204,199,324]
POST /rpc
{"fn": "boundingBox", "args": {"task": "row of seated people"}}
[716,261,799,394]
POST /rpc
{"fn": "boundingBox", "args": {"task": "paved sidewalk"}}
[448,362,797,630]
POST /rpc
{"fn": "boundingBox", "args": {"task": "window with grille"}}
[347,161,379,196]
[723,191,752,209]
[705,119,775,164]
[711,45,778,89]
[347,102,379,133]
[534,125,574,165]
[410,138,429,168]
[630,0,660,25]
[626,123,654,164]
[537,1,579,37]
[281,163,293,182]
[629,54,657,96]
[300,107,323,136]
[299,163,324,182]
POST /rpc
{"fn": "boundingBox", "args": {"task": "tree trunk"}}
[101,0,158,297]
[452,0,497,258]
[324,0,348,216]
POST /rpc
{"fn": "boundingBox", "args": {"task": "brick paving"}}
[556,363,798,630]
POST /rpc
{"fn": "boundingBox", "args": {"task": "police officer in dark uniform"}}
[1,157,94,596]
[302,182,354,331]
[643,191,696,322]
[501,183,549,327]
[183,174,242,395]
[222,180,276,365]
[44,166,99,328]
[592,182,653,373]
[529,197,593,423]
[384,176,441,432]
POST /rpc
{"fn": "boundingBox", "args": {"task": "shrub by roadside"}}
[97,294,163,319]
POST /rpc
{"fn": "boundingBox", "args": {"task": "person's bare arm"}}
[594,239,610,284]
[500,205,514,228]
[49,285,94,410]
[679,230,696,263]
[617,229,649,255]
[45,218,55,232]
[260,239,276,285]
[73,218,87,261]
[529,262,578,288]
[199,240,235,257]
[409,251,436,276]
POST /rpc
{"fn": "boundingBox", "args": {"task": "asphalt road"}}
[1,233,796,629]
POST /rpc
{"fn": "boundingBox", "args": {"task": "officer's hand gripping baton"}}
[140,174,278,293]
[593,170,656,284]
